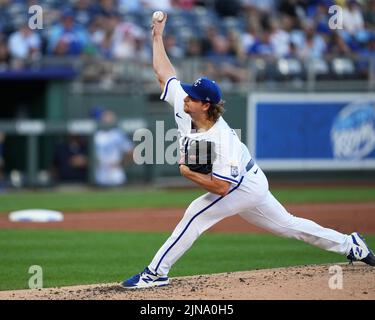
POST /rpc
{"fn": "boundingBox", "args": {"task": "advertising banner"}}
[247,93,375,171]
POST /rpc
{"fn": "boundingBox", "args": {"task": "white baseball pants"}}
[148,165,351,276]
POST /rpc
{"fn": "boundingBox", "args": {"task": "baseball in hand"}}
[152,11,165,22]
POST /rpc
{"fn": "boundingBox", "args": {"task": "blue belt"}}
[246,158,255,172]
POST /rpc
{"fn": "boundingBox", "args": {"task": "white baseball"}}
[152,11,165,22]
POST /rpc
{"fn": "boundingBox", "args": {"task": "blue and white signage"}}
[331,101,375,160]
[247,93,375,171]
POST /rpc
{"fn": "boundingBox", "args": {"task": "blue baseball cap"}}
[181,77,222,104]
[90,106,105,121]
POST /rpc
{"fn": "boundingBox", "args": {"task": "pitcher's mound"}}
[1,262,373,300]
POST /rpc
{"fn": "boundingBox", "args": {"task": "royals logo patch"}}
[230,165,239,178]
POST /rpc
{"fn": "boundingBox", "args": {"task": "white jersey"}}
[161,76,252,185]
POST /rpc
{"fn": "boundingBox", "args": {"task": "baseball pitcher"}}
[122,12,375,289]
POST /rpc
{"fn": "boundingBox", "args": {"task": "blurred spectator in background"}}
[295,24,327,60]
[278,0,299,18]
[72,0,95,26]
[87,14,118,58]
[52,134,89,183]
[364,0,375,29]
[356,34,375,76]
[92,0,118,17]
[343,0,365,35]
[185,37,202,57]
[0,131,5,190]
[360,35,375,58]
[47,9,90,56]
[141,0,172,12]
[241,20,260,55]
[8,20,41,69]
[214,0,241,17]
[247,31,275,58]
[241,0,276,15]
[285,41,299,59]
[96,30,114,60]
[164,34,184,59]
[112,19,147,60]
[0,33,9,70]
[88,15,106,51]
[118,0,143,13]
[205,32,247,83]
[200,25,219,56]
[92,107,133,187]
[278,0,306,29]
[269,18,291,57]
[312,1,331,35]
[227,27,247,64]
[171,0,196,10]
[327,30,352,57]
[0,0,11,7]
[81,15,116,86]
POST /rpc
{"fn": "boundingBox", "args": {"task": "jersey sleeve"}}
[211,136,243,185]
[212,160,241,185]
[160,76,191,134]
[160,76,176,105]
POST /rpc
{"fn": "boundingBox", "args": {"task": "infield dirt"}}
[0,262,373,300]
[1,202,375,234]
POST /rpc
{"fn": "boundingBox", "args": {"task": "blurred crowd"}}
[0,0,374,82]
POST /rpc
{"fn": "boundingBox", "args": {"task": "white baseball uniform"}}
[148,76,352,276]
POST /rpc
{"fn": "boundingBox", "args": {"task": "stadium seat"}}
[277,58,303,76]
[310,58,329,75]
[331,58,355,76]
[304,58,331,80]
[251,58,279,82]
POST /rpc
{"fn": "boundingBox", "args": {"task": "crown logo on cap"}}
[194,78,202,87]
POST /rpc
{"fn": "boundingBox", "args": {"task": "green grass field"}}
[2,229,374,291]
[1,186,374,291]
[1,186,375,213]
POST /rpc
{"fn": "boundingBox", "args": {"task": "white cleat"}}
[122,267,170,289]
[347,232,375,266]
